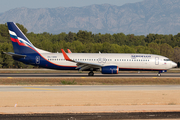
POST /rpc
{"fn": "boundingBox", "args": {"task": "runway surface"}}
[1,85,180,91]
[1,112,180,120]
[1,73,180,78]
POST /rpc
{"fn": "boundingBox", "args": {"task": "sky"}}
[0,0,143,13]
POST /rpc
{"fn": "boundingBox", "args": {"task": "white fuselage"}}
[41,53,176,70]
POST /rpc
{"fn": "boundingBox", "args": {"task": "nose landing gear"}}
[157,72,161,77]
[157,70,167,77]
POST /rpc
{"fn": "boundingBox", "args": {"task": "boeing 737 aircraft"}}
[4,22,177,76]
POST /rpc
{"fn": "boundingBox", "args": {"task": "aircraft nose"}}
[172,62,177,68]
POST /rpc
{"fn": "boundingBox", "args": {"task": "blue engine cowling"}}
[101,66,119,74]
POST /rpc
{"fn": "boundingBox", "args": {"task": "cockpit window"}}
[164,59,170,61]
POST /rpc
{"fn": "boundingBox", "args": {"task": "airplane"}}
[4,22,177,76]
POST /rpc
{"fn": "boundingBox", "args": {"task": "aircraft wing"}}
[61,49,102,71]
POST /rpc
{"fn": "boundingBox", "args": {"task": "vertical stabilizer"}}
[7,22,50,54]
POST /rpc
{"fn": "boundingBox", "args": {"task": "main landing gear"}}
[88,71,94,76]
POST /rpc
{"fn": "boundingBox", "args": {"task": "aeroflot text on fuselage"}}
[131,55,151,59]
[4,22,177,76]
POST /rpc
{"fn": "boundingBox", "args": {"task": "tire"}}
[157,73,161,77]
[88,72,94,76]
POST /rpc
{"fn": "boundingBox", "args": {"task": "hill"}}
[0,0,180,35]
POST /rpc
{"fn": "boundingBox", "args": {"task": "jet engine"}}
[101,66,119,74]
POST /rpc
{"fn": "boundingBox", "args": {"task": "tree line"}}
[0,23,180,68]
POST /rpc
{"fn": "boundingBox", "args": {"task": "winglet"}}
[61,49,72,61]
[67,49,72,53]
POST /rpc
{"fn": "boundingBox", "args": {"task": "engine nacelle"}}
[101,66,119,74]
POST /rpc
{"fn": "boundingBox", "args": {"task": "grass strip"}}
[0,77,180,85]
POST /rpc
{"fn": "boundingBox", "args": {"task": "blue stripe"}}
[15,52,77,70]
[10,34,18,39]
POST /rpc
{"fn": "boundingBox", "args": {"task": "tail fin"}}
[7,22,49,54]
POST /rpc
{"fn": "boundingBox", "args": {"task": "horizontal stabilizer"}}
[3,52,26,58]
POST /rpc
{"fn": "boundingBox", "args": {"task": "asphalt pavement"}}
[1,73,180,78]
[0,85,180,91]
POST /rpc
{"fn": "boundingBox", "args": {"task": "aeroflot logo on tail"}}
[9,30,35,49]
[131,55,151,59]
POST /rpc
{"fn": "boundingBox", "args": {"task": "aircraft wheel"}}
[157,73,161,77]
[88,72,94,76]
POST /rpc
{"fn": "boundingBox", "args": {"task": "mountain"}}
[0,0,180,35]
